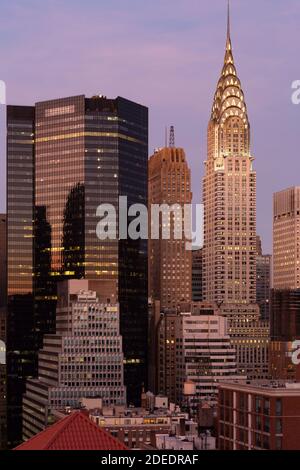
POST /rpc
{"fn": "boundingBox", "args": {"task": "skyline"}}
[1,0,300,252]
[2,0,300,454]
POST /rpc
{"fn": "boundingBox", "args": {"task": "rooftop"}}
[14,411,128,451]
[219,380,300,395]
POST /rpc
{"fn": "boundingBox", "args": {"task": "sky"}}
[0,0,300,253]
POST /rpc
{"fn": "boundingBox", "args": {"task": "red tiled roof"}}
[14,411,128,451]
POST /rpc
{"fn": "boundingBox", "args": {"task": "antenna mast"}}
[169,126,175,148]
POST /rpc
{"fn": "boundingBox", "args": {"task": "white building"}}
[22,280,126,440]
[178,305,245,405]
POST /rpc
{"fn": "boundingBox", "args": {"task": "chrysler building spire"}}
[227,0,231,43]
[209,1,250,157]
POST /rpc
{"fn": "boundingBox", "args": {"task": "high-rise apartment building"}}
[148,143,192,310]
[192,248,203,302]
[6,95,148,445]
[273,187,300,289]
[203,10,257,314]
[22,279,126,440]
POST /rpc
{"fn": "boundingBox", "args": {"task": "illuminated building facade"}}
[148,145,192,310]
[6,106,35,447]
[273,187,300,290]
[7,95,148,445]
[35,95,148,406]
[202,7,264,380]
[203,9,257,312]
[203,6,257,313]
[271,187,300,381]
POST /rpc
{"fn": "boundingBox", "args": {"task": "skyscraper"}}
[148,135,192,397]
[6,106,35,447]
[0,214,6,449]
[7,95,148,445]
[202,6,267,379]
[203,7,257,315]
[270,187,300,381]
[22,280,126,439]
[34,95,148,405]
[270,289,300,381]
[148,138,192,310]
[273,187,300,289]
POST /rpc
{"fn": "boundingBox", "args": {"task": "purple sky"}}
[1,0,300,253]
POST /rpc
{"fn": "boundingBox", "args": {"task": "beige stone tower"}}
[203,5,257,317]
[273,187,300,289]
[148,137,192,310]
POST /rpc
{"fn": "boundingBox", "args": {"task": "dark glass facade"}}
[0,214,6,307]
[271,289,300,341]
[6,96,148,445]
[34,95,148,404]
[256,254,271,321]
[116,98,148,403]
[270,289,300,381]
[6,106,35,447]
[192,248,203,302]
[0,214,7,449]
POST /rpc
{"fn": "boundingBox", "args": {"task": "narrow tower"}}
[148,141,192,309]
[203,3,258,322]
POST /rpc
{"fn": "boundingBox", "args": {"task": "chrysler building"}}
[203,3,258,323]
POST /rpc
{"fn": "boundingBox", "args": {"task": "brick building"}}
[218,380,300,450]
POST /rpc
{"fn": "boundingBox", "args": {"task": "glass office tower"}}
[35,95,148,403]
[35,95,148,404]
[35,95,148,392]
[7,95,148,445]
[6,106,35,446]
